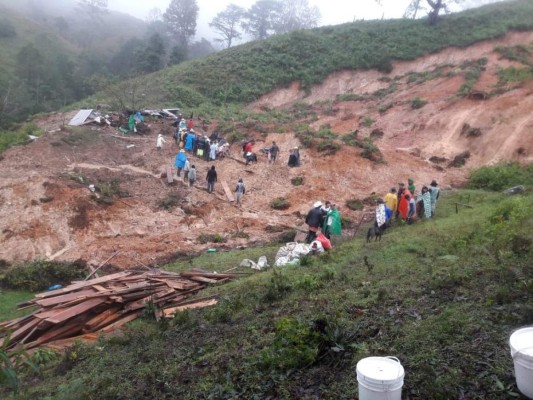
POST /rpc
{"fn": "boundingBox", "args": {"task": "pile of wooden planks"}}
[0,269,236,350]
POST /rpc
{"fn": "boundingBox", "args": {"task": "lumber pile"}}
[0,269,235,350]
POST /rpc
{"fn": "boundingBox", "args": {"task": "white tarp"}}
[68,109,94,126]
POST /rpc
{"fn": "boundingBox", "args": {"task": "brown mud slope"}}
[1,32,532,267]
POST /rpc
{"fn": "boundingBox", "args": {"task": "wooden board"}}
[162,299,218,317]
[35,289,98,308]
[34,272,131,299]
[221,180,235,202]
[45,298,107,324]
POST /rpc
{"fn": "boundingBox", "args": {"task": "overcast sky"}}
[107,0,506,43]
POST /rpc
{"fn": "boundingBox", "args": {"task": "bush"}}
[1,260,87,292]
[359,137,383,162]
[410,97,427,109]
[468,163,533,191]
[197,233,227,244]
[291,177,304,186]
[316,139,341,154]
[361,116,374,127]
[345,198,364,211]
[157,192,181,210]
[341,131,359,146]
[449,151,471,167]
[271,197,291,210]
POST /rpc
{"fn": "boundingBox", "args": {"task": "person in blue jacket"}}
[174,149,187,177]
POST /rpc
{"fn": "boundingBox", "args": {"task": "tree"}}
[135,34,166,74]
[77,0,109,20]
[403,0,463,24]
[146,7,163,23]
[188,38,216,59]
[168,45,188,66]
[274,0,321,34]
[164,0,199,47]
[209,4,246,48]
[242,0,283,40]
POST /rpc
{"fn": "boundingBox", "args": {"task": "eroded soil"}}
[0,32,531,268]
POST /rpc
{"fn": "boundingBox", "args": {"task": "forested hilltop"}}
[90,0,533,110]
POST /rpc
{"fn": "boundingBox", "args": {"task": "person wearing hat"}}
[234,178,246,206]
[408,178,416,196]
[174,149,187,177]
[156,133,166,151]
[305,201,325,244]
[429,180,440,217]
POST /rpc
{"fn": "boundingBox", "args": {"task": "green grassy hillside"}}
[91,0,533,110]
[3,184,531,399]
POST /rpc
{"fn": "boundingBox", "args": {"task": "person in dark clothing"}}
[206,165,217,193]
[196,135,205,157]
[269,141,279,163]
[294,147,300,166]
[203,139,210,161]
[288,150,298,167]
[305,201,325,244]
[245,152,257,165]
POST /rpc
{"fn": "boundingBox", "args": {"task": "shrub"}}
[291,177,304,186]
[316,139,341,154]
[258,317,321,371]
[95,180,122,205]
[271,197,291,210]
[316,124,337,139]
[157,192,181,210]
[345,198,364,211]
[1,260,87,292]
[460,123,482,137]
[359,137,383,162]
[378,103,394,114]
[468,163,533,191]
[263,270,292,302]
[197,233,227,243]
[410,97,427,109]
[361,116,374,127]
[449,151,471,167]
[341,131,359,146]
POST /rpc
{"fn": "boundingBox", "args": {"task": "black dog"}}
[366,226,383,243]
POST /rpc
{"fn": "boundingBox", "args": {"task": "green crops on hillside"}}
[139,0,533,107]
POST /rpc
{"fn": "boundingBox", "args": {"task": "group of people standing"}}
[305,200,342,244]
[377,178,441,230]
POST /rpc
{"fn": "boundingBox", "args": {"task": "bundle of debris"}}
[68,109,113,127]
[0,269,235,350]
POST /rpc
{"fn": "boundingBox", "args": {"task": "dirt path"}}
[67,163,160,178]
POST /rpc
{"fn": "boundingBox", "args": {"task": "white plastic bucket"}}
[509,327,533,399]
[356,356,405,400]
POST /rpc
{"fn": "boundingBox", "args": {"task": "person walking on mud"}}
[156,134,166,152]
[235,178,246,206]
[206,165,217,193]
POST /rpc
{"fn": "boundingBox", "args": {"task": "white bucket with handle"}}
[509,327,533,399]
[356,356,405,400]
